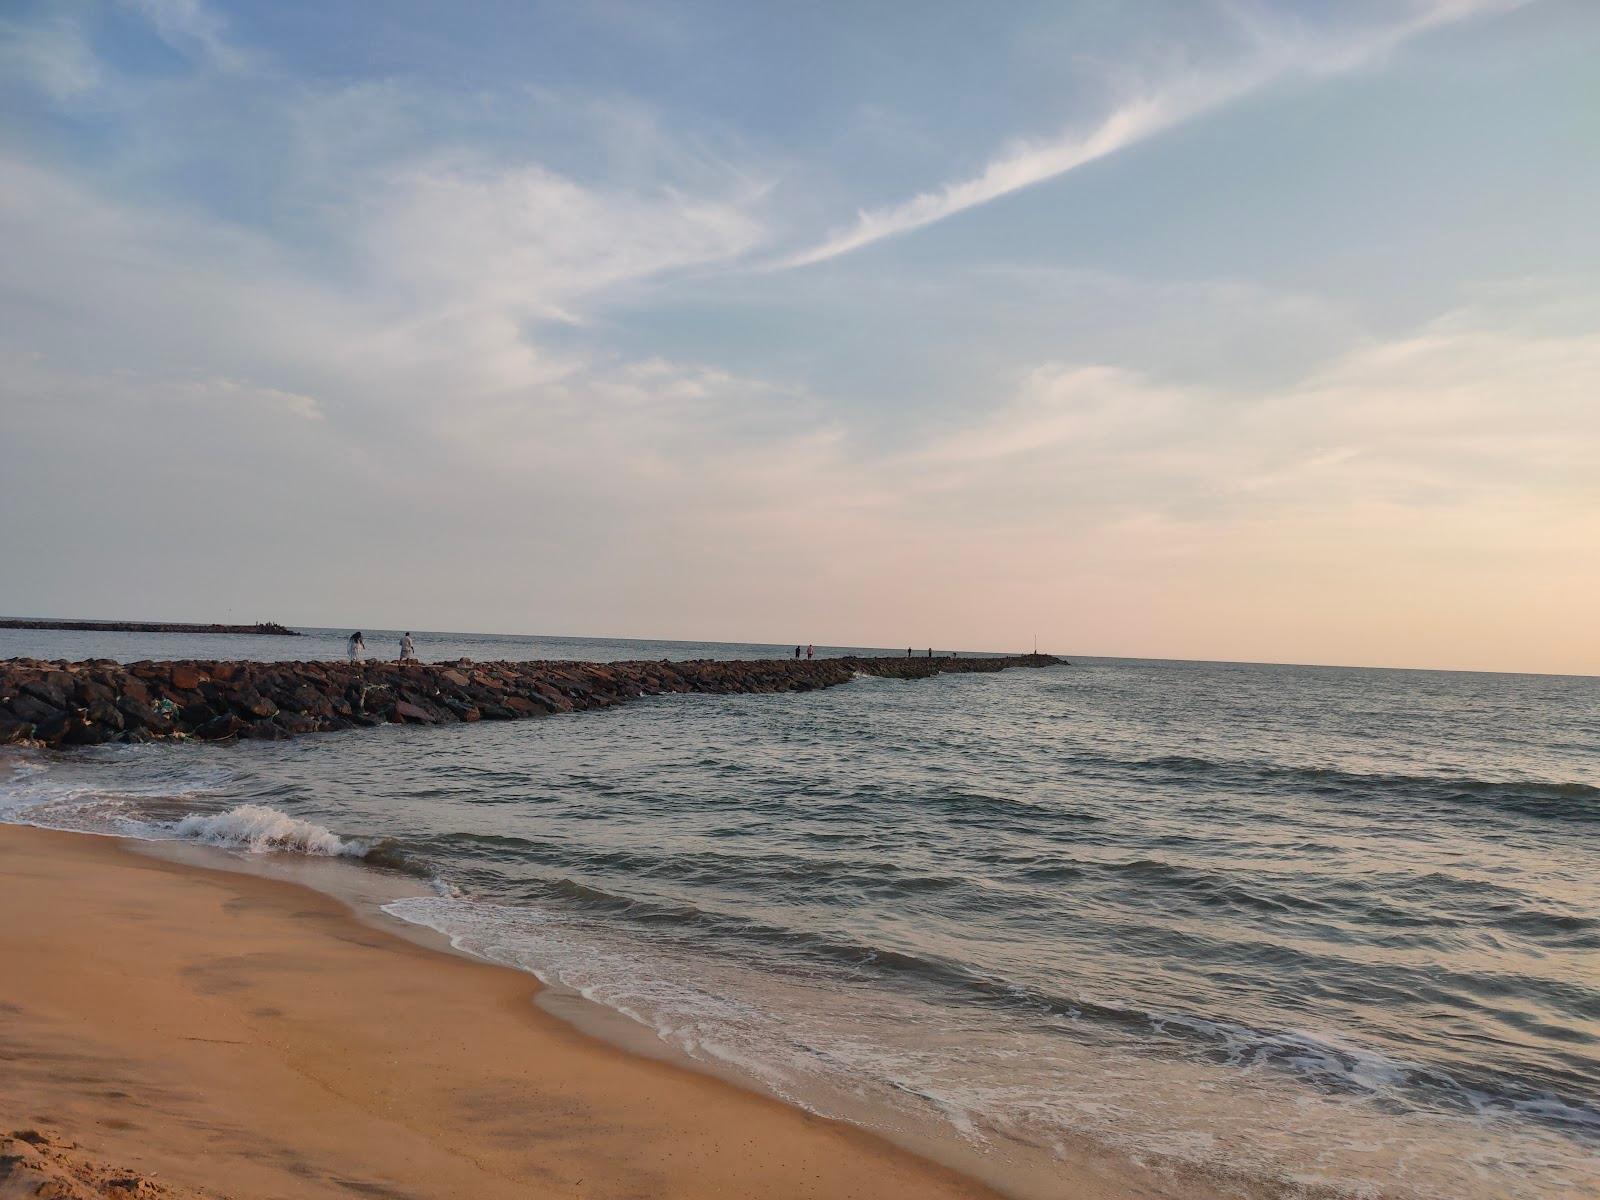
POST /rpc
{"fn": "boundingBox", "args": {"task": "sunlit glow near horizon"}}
[1,0,1596,675]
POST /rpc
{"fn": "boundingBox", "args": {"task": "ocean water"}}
[2,628,1596,1199]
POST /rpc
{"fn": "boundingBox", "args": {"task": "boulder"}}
[393,700,440,724]
[62,718,112,746]
[7,693,61,725]
[116,696,168,733]
[195,713,246,741]
[169,664,205,691]
[34,710,73,744]
[22,676,71,709]
[85,700,124,732]
[0,713,34,743]
[232,689,279,719]
[180,701,218,726]
[74,678,117,705]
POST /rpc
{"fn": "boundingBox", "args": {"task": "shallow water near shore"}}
[2,629,1597,1199]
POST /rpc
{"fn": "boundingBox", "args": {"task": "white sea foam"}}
[0,749,222,838]
[0,754,363,859]
[169,804,366,857]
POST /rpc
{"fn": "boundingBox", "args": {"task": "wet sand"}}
[0,823,1018,1200]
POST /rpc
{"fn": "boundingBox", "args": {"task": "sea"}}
[1,625,1596,1200]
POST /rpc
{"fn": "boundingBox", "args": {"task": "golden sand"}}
[0,823,1008,1200]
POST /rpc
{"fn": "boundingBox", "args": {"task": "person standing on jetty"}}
[793,646,802,660]
[806,644,814,660]
[399,632,416,661]
[347,631,365,662]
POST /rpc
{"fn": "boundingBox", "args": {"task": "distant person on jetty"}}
[806,644,814,660]
[347,631,365,662]
[793,646,802,660]
[399,632,416,661]
[906,647,912,657]
[927,647,933,658]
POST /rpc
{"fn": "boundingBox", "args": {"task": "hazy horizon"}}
[9,611,1600,680]
[3,1,1597,677]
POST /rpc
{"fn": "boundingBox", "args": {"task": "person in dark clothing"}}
[794,646,802,660]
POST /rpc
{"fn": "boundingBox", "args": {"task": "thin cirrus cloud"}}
[774,0,1525,270]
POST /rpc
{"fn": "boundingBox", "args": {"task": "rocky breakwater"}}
[0,618,299,636]
[0,654,1062,747]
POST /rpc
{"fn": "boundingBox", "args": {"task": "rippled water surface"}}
[3,629,1597,1199]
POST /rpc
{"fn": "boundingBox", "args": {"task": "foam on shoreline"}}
[170,804,366,857]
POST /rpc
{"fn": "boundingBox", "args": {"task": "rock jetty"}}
[0,618,299,636]
[0,654,1062,747]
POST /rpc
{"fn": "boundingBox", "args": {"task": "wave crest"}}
[171,804,366,857]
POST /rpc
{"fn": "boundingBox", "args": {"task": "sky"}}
[1,0,1597,674]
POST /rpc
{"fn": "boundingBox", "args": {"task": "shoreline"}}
[0,816,1313,1200]
[1,821,1024,1200]
[1,756,1521,1199]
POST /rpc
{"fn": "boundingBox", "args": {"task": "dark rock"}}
[274,712,322,736]
[85,700,124,732]
[75,678,117,705]
[233,689,279,719]
[22,677,70,709]
[392,700,439,724]
[34,711,73,744]
[117,696,169,732]
[7,693,60,725]
[196,712,246,741]
[180,702,218,725]
[62,717,112,746]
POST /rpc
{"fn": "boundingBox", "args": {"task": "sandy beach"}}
[0,823,1008,1200]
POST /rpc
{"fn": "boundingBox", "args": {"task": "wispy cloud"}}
[0,12,102,100]
[776,0,1523,269]
[117,0,243,68]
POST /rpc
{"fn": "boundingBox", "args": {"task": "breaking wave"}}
[170,804,367,857]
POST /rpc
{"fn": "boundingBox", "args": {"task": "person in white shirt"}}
[400,632,416,661]
[347,631,365,662]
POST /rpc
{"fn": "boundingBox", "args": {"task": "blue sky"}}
[2,0,1597,671]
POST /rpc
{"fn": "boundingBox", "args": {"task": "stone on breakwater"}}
[0,653,1063,747]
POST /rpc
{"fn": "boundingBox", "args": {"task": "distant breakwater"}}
[0,654,1062,747]
[0,618,300,636]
